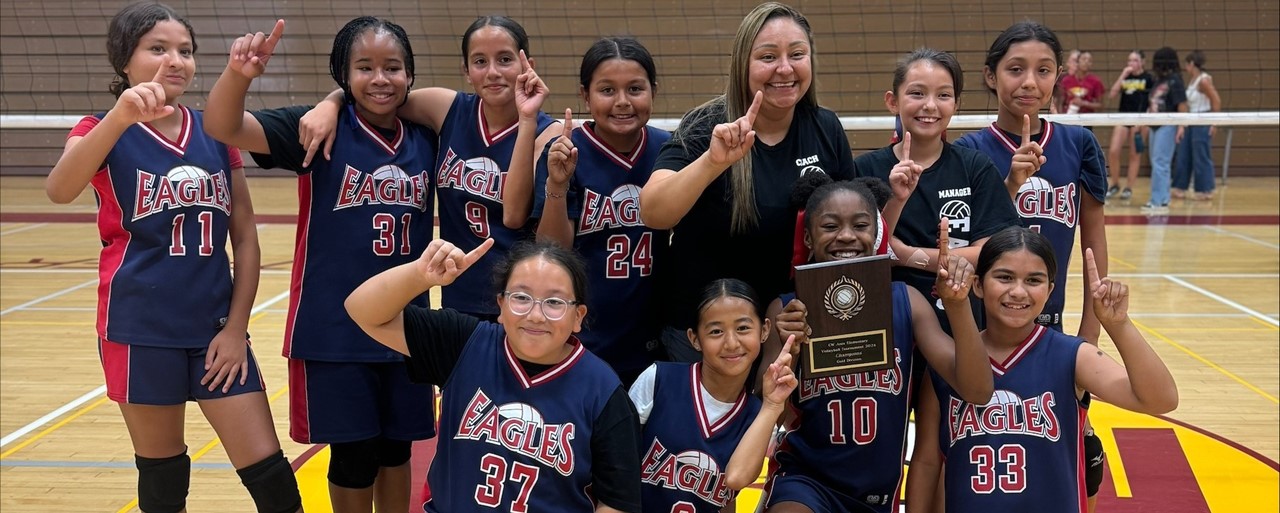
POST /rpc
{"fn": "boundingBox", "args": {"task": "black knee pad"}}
[376,437,413,468]
[237,450,302,513]
[1084,429,1106,497]
[328,438,380,489]
[136,451,190,513]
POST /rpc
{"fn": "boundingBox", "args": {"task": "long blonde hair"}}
[672,2,818,234]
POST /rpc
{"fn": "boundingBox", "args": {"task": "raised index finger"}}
[563,108,575,138]
[464,238,496,268]
[937,217,950,259]
[262,19,285,55]
[518,49,531,73]
[744,90,763,125]
[1022,114,1032,147]
[151,54,171,83]
[901,131,911,162]
[1084,247,1101,285]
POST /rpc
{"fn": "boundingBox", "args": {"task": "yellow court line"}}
[114,385,291,513]
[1153,327,1278,332]
[1133,319,1279,404]
[1107,255,1139,270]
[0,396,110,459]
[1098,426,1131,497]
[1249,316,1280,331]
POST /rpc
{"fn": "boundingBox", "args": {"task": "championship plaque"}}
[793,254,894,378]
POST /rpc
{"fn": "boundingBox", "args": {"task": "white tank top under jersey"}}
[629,364,736,425]
[1185,73,1212,113]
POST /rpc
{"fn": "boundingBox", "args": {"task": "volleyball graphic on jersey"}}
[1018,176,1054,198]
[986,389,1023,407]
[675,450,720,474]
[167,165,210,183]
[463,156,502,176]
[371,164,409,182]
[498,402,543,425]
[610,184,642,206]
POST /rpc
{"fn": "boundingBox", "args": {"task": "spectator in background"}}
[1061,50,1105,130]
[1172,49,1222,201]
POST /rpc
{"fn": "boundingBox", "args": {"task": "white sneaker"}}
[1140,202,1169,214]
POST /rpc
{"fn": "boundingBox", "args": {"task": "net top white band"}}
[2,111,1276,131]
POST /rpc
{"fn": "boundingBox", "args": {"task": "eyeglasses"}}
[502,291,579,321]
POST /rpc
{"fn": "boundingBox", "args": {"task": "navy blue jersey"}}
[638,362,761,512]
[80,107,237,348]
[531,123,671,377]
[436,93,555,315]
[955,121,1107,328]
[930,325,1087,513]
[771,282,917,512]
[426,322,621,512]
[251,104,436,362]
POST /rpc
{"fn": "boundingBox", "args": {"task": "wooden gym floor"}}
[0,175,1276,512]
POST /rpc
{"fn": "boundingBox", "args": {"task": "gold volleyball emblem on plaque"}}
[824,275,865,321]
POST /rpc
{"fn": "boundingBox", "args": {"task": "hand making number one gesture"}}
[415,238,495,287]
[115,55,177,124]
[1085,247,1129,327]
[228,19,284,80]
[515,50,549,120]
[762,335,799,407]
[1008,114,1047,189]
[934,217,975,302]
[889,131,924,201]
[708,90,763,168]
[546,108,578,192]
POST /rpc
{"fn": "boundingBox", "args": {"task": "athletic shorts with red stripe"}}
[763,472,877,513]
[98,338,266,405]
[288,359,435,444]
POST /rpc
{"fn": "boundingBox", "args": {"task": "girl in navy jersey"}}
[951,22,1112,508]
[510,37,672,384]
[46,3,300,512]
[640,2,856,362]
[346,238,642,513]
[205,17,436,512]
[630,278,797,512]
[758,174,993,513]
[301,15,560,321]
[852,48,1021,335]
[910,227,1177,513]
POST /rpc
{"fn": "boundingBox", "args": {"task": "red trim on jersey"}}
[68,115,101,139]
[989,324,1047,376]
[282,175,314,358]
[94,166,130,340]
[99,338,132,403]
[987,118,1055,156]
[288,358,312,443]
[580,123,647,170]
[476,99,518,147]
[689,362,748,439]
[1075,404,1088,513]
[503,336,586,389]
[353,111,404,155]
[138,105,192,157]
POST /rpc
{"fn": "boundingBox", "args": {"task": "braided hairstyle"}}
[329,16,416,104]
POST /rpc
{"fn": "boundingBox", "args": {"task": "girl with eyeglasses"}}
[345,238,642,513]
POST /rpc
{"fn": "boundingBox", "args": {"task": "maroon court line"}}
[2,212,1276,226]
